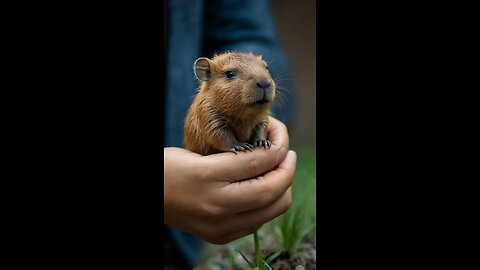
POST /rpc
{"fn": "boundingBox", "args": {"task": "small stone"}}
[271,260,290,270]
[290,253,306,266]
[295,266,305,270]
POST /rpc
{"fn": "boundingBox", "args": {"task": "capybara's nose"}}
[256,80,271,90]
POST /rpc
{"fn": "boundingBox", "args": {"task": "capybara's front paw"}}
[254,139,271,149]
[227,142,254,154]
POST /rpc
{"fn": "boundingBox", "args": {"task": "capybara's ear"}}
[193,57,212,81]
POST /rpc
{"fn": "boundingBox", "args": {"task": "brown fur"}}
[184,52,276,155]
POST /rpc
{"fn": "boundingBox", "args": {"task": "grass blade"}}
[292,223,316,251]
[254,231,261,267]
[265,250,283,264]
[262,260,272,270]
[238,250,255,268]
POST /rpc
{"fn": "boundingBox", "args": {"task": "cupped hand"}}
[164,116,296,244]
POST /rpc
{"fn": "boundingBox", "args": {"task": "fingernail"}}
[290,150,297,162]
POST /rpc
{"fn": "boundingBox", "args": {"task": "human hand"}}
[164,116,296,244]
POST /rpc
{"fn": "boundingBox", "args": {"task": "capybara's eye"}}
[225,70,236,80]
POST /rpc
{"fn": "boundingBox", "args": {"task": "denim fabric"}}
[165,0,297,267]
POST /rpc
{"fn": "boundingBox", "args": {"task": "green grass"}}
[269,144,316,253]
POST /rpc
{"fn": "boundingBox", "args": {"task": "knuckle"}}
[201,202,225,218]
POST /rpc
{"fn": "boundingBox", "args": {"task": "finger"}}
[201,144,288,182]
[207,224,262,245]
[164,147,203,158]
[218,150,297,213]
[225,187,293,233]
[164,147,205,180]
[267,116,289,150]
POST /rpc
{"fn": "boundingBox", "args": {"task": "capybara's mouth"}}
[255,99,269,104]
[251,98,270,107]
